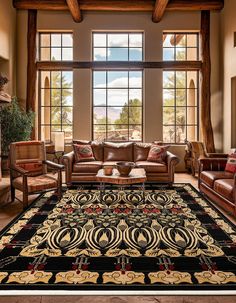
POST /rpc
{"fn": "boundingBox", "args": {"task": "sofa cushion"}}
[133,143,152,162]
[91,141,104,161]
[200,171,233,188]
[104,142,133,162]
[73,161,103,174]
[73,144,95,162]
[214,179,234,202]
[147,145,169,162]
[103,161,118,167]
[136,161,167,173]
[225,153,236,173]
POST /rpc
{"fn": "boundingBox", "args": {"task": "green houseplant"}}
[0,97,35,157]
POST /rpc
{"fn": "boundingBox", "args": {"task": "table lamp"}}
[51,132,65,152]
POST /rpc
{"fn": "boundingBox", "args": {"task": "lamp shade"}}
[52,132,65,152]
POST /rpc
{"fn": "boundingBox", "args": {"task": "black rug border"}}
[0,183,235,291]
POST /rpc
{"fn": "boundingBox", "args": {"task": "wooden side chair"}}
[10,141,64,209]
[185,141,228,176]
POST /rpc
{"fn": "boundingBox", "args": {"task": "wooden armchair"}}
[10,141,64,209]
[184,141,228,176]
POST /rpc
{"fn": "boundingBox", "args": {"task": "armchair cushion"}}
[13,174,58,193]
[200,171,233,188]
[225,153,236,173]
[16,160,43,175]
[73,144,95,162]
[214,179,234,202]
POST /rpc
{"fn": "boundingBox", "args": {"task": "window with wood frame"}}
[162,32,199,144]
[38,32,73,143]
[92,32,143,142]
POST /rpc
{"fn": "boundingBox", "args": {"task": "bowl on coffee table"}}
[116,161,135,176]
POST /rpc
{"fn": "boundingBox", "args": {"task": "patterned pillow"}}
[73,144,95,162]
[225,153,236,173]
[147,145,169,162]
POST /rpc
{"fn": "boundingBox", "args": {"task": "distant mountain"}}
[95,106,121,121]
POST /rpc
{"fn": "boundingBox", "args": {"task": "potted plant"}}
[0,97,35,172]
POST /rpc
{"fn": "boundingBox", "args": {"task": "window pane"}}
[187,48,197,60]
[51,48,61,60]
[187,71,198,88]
[107,48,128,61]
[51,89,61,106]
[93,71,106,88]
[163,34,173,47]
[187,34,197,47]
[41,48,50,60]
[187,107,197,124]
[94,107,106,124]
[41,34,50,47]
[51,34,61,47]
[129,89,142,103]
[176,89,186,106]
[93,34,106,47]
[41,71,51,88]
[41,107,50,124]
[163,126,175,143]
[107,126,128,141]
[51,71,61,88]
[163,48,174,61]
[51,107,61,124]
[163,72,175,88]
[62,72,73,88]
[176,34,186,47]
[62,48,73,60]
[163,89,175,106]
[93,89,106,106]
[62,34,73,47]
[94,125,106,141]
[108,71,128,88]
[107,89,128,106]
[176,107,186,125]
[187,89,197,106]
[108,34,128,47]
[108,107,127,124]
[51,125,61,132]
[176,125,186,143]
[62,107,73,124]
[129,107,142,124]
[129,48,142,61]
[176,48,186,60]
[93,48,106,61]
[187,126,197,141]
[129,125,142,141]
[176,71,186,88]
[129,34,142,47]
[41,89,50,106]
[129,71,142,88]
[62,89,73,106]
[63,125,73,143]
[41,126,50,142]
[163,107,175,125]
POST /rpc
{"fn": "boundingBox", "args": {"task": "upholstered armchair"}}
[185,141,228,176]
[9,141,64,209]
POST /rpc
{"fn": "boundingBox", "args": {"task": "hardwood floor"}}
[0,173,235,301]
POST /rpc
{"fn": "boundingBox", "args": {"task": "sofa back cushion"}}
[225,153,236,173]
[91,141,104,161]
[104,142,133,162]
[133,143,152,162]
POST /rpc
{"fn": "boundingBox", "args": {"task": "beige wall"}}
[221,0,236,152]
[0,0,16,95]
[16,10,223,171]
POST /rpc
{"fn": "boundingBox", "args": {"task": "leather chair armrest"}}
[43,160,64,170]
[166,152,180,183]
[62,151,75,185]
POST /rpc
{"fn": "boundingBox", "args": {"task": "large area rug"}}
[0,184,235,291]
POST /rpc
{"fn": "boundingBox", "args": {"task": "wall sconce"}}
[51,132,65,152]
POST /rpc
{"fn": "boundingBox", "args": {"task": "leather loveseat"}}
[199,158,236,216]
[62,141,179,186]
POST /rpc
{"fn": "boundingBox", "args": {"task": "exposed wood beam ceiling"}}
[13,0,224,23]
[66,0,82,22]
[152,0,169,22]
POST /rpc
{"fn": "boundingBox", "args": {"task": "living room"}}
[0,0,235,301]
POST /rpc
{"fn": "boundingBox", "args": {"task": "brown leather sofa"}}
[62,141,179,186]
[199,158,236,216]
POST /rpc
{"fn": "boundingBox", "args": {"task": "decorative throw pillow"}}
[73,144,95,162]
[147,145,169,162]
[225,153,236,173]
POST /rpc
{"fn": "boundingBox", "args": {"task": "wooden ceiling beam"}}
[13,0,224,12]
[153,0,169,23]
[66,0,82,22]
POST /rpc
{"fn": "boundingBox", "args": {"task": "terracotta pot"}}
[103,166,113,176]
[116,162,135,176]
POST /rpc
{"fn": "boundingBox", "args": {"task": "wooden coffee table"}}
[96,168,147,200]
